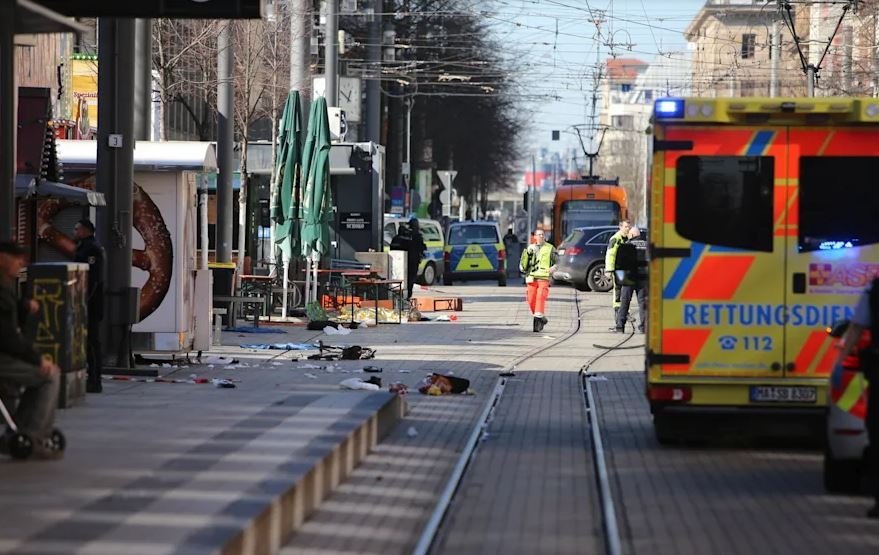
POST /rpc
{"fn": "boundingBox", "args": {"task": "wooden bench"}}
[214,295,266,328]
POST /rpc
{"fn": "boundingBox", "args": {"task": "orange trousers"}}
[526,279,550,315]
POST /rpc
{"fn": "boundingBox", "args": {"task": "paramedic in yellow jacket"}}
[605,219,632,328]
[520,228,558,332]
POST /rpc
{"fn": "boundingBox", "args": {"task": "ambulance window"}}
[675,156,774,252]
[799,156,879,251]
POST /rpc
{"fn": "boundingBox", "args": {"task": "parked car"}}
[443,220,506,287]
[383,217,445,285]
[553,226,647,292]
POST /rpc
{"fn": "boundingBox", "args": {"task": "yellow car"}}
[443,221,507,287]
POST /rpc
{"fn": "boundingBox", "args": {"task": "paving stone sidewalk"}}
[284,286,632,555]
[0,284,597,555]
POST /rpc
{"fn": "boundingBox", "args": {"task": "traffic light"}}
[31,0,266,18]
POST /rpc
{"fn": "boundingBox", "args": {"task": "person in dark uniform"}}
[390,218,426,299]
[836,277,879,519]
[73,219,105,393]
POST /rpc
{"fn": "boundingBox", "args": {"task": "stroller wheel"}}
[50,429,66,452]
[9,433,33,459]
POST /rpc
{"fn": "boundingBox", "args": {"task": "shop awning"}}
[15,0,89,34]
[15,174,106,206]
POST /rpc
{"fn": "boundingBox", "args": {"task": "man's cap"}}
[0,241,26,256]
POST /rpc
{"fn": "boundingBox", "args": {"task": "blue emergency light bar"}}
[655,98,685,118]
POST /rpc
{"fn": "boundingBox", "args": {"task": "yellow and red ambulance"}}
[647,97,879,442]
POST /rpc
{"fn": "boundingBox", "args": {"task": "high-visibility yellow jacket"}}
[520,242,557,280]
[604,230,629,272]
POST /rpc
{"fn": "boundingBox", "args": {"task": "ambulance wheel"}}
[498,273,507,287]
[421,263,437,286]
[823,452,860,494]
[587,263,612,293]
[50,429,66,452]
[8,433,33,460]
[443,274,453,286]
[653,413,678,446]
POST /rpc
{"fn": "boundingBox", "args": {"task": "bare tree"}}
[152,20,221,140]
[232,19,270,280]
[259,6,292,272]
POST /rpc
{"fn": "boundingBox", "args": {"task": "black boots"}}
[532,316,548,332]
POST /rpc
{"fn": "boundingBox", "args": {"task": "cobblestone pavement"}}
[594,373,879,555]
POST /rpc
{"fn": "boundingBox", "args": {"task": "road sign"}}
[436,170,457,190]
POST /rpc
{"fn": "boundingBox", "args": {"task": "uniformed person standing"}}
[604,219,632,329]
[835,277,879,519]
[519,228,558,332]
[74,219,105,393]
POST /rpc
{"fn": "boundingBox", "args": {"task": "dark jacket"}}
[74,235,106,319]
[0,280,41,366]
[390,226,426,268]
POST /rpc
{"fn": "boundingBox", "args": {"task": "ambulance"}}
[647,97,879,442]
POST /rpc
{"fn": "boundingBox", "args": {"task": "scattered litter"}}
[150,363,159,368]
[240,343,314,350]
[588,375,608,381]
[208,364,215,368]
[271,362,283,366]
[339,378,380,391]
[212,378,236,389]
[225,326,288,334]
[297,363,323,369]
[189,374,198,379]
[389,382,408,395]
[307,342,376,361]
[499,370,516,377]
[407,426,418,438]
[324,325,352,336]
[447,371,454,375]
[418,373,471,395]
[325,367,334,373]
[304,373,318,379]
[434,314,459,322]
[363,366,383,373]
[542,335,555,339]
[357,321,370,328]
[398,369,412,373]
[203,356,239,365]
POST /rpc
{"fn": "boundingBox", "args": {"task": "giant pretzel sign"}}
[38,175,174,320]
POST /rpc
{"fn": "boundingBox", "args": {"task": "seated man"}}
[0,241,61,460]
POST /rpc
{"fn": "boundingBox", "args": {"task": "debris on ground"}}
[418,373,471,395]
[324,325,352,336]
[407,426,418,438]
[389,382,408,395]
[434,314,459,322]
[363,366,382,373]
[339,378,380,391]
[306,342,376,361]
[201,356,240,365]
[212,378,236,389]
[240,343,315,350]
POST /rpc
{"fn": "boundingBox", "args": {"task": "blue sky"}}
[486,0,706,153]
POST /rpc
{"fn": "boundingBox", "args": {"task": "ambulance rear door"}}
[784,126,879,380]
[654,124,787,379]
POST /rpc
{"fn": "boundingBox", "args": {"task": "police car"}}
[443,221,507,287]
[383,216,446,285]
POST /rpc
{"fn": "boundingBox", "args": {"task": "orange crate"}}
[411,297,462,312]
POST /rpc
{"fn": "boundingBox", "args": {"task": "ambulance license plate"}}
[749,386,816,403]
[464,253,482,258]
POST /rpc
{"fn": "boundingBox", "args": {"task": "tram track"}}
[411,289,620,555]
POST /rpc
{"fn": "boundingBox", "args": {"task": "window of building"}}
[741,33,756,59]
[612,114,635,129]
[620,83,632,92]
[799,156,879,251]
[675,156,774,251]
[644,89,653,102]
